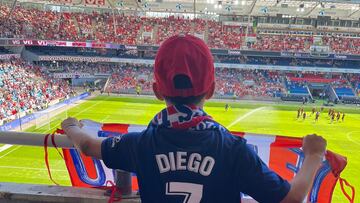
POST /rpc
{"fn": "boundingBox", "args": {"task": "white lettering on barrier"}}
[37,40,47,46]
[23,40,33,45]
[11,40,20,45]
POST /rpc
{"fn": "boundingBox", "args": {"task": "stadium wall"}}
[0,92,90,132]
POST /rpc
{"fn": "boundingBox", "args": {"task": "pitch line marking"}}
[346,131,360,147]
[72,99,105,117]
[0,146,22,159]
[226,107,267,129]
[0,144,13,153]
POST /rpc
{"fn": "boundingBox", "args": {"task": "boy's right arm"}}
[280,134,326,203]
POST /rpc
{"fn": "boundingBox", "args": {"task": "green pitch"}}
[0,95,359,202]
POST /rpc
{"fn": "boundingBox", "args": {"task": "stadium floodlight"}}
[234,0,238,5]
[241,0,245,5]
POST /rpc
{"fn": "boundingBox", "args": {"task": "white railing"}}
[0,131,72,148]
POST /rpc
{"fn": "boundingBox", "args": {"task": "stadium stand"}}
[0,2,359,107]
[37,61,286,98]
[215,69,285,98]
[0,47,11,54]
[33,60,358,103]
[250,35,313,52]
[26,45,360,71]
[0,60,72,125]
[2,4,360,55]
[334,87,355,97]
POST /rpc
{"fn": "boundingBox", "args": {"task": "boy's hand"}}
[302,134,327,158]
[282,134,327,203]
[61,117,82,133]
[60,118,103,159]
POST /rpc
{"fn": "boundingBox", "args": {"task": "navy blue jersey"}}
[101,125,290,203]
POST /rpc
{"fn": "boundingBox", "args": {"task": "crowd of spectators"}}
[107,64,153,94]
[39,61,119,74]
[215,69,284,98]
[249,35,313,52]
[0,60,72,124]
[37,61,286,98]
[35,61,358,99]
[2,4,360,54]
[322,36,360,55]
[0,56,358,125]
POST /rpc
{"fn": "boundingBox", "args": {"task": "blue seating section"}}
[335,88,355,96]
[290,87,308,94]
[287,83,309,94]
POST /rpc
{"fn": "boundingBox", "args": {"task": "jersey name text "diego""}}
[155,152,215,176]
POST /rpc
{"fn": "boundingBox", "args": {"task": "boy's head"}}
[153,34,215,106]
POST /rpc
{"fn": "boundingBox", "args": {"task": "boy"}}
[62,35,326,203]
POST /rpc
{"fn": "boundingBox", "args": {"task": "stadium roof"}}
[15,0,360,19]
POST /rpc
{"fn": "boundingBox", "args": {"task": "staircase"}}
[306,85,314,101]
[91,18,97,39]
[72,16,81,36]
[153,24,159,44]
[204,21,209,43]
[103,76,112,92]
[327,85,339,102]
[137,25,144,44]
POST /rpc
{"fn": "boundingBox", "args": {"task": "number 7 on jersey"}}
[166,182,203,203]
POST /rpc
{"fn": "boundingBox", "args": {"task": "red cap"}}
[154,34,215,97]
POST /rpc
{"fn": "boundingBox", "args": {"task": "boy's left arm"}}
[62,117,105,159]
[62,117,139,172]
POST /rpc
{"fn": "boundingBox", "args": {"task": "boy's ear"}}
[153,82,164,101]
[205,82,215,100]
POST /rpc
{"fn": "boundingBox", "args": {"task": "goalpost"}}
[33,104,68,131]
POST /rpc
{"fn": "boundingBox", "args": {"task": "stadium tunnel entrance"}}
[308,84,328,99]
